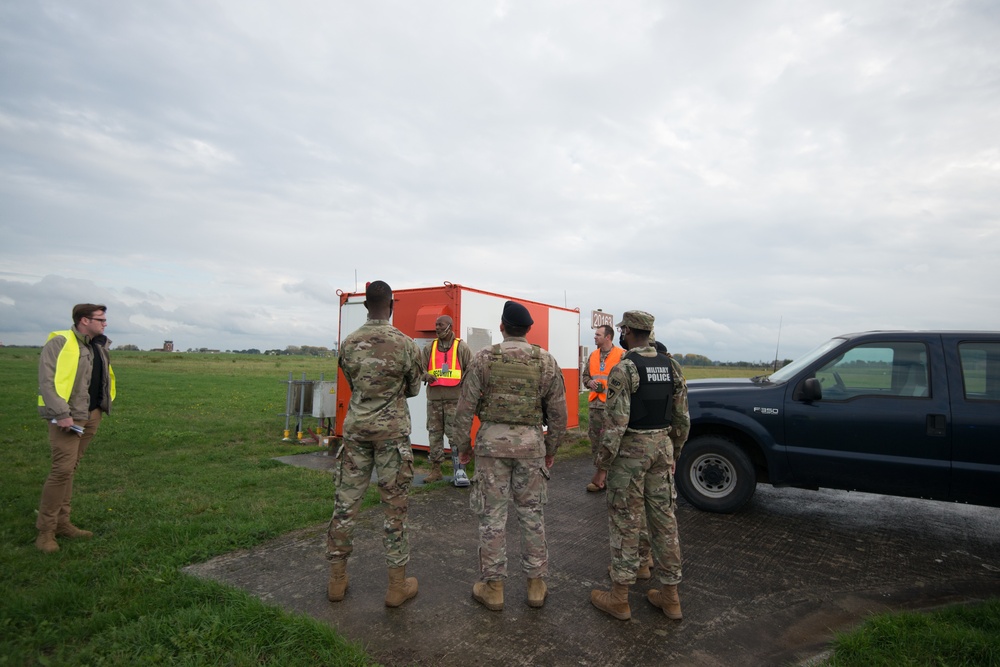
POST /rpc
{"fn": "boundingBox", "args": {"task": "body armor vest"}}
[627,351,674,430]
[478,344,544,425]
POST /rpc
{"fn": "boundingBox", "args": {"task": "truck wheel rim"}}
[689,453,736,499]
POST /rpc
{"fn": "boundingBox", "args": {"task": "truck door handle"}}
[926,414,947,437]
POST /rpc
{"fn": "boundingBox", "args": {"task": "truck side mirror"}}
[796,377,822,402]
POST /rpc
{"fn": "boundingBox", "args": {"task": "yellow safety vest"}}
[427,338,463,387]
[38,330,116,406]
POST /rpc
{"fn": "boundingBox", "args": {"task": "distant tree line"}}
[108,344,784,367]
[111,344,336,356]
[672,353,792,369]
[265,345,335,357]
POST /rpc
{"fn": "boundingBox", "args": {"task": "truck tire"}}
[676,435,756,513]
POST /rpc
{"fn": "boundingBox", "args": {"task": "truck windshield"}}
[766,337,846,384]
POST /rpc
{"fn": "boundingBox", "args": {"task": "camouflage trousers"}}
[606,433,682,586]
[426,398,458,464]
[469,455,550,581]
[326,435,415,568]
[587,402,608,461]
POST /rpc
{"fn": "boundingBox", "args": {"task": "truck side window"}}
[959,342,1000,401]
[814,342,929,399]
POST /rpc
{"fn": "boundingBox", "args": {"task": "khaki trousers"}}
[37,409,102,532]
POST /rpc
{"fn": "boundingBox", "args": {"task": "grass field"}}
[1,348,996,665]
[0,349,373,665]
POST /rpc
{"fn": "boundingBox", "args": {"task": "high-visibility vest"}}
[588,346,624,403]
[37,330,116,407]
[427,338,463,387]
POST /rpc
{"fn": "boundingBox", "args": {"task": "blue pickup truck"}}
[675,331,1000,513]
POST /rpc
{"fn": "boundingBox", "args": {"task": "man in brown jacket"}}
[36,303,115,553]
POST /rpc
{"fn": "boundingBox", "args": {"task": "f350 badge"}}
[753,407,779,415]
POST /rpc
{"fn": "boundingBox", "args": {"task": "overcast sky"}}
[2,1,998,361]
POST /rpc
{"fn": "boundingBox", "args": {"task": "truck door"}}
[782,338,951,500]
[946,337,1000,507]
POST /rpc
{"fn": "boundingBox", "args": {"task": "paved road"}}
[185,453,1000,666]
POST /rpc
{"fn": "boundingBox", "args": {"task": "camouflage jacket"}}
[419,335,473,402]
[454,337,568,459]
[595,345,690,470]
[338,319,423,440]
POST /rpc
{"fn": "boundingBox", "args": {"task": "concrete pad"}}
[186,454,1000,666]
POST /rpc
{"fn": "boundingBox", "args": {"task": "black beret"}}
[501,300,534,327]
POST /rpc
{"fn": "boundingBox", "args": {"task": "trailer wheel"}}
[676,435,756,513]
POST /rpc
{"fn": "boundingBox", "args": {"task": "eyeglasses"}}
[87,317,107,323]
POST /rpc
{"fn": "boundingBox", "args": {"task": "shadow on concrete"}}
[186,453,1000,666]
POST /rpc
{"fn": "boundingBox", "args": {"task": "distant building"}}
[163,340,174,352]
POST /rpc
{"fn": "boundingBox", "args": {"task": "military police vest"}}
[626,350,674,429]
[477,344,544,425]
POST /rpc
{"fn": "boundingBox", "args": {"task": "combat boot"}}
[327,560,348,602]
[591,582,631,620]
[526,577,547,608]
[56,523,93,539]
[384,566,418,607]
[424,463,443,483]
[472,580,504,611]
[636,554,653,580]
[35,531,59,554]
[647,583,682,620]
[607,557,651,580]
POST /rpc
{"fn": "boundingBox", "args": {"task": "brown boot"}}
[384,566,418,607]
[327,560,348,602]
[607,559,651,580]
[636,555,653,580]
[472,580,504,611]
[56,523,93,539]
[526,578,547,608]
[647,583,682,620]
[35,531,59,554]
[591,582,631,620]
[424,463,443,483]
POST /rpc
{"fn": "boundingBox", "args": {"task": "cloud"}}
[1,1,999,360]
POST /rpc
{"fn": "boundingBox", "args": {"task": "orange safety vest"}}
[427,338,463,387]
[588,346,624,403]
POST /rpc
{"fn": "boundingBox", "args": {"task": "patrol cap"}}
[501,300,534,327]
[616,310,654,331]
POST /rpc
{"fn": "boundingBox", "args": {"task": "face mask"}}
[619,333,629,350]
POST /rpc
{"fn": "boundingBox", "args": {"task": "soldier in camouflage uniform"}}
[582,324,624,493]
[454,300,568,611]
[325,280,425,608]
[420,315,473,485]
[590,311,690,621]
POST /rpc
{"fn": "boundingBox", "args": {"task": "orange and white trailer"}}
[333,282,580,452]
